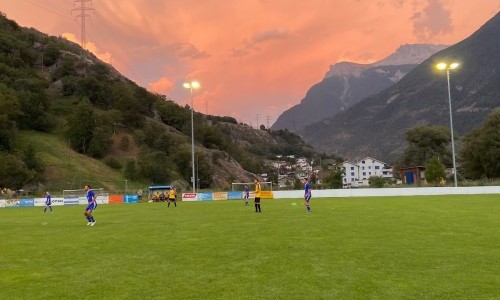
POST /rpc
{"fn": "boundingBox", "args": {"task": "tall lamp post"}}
[183,81,201,193]
[436,62,459,187]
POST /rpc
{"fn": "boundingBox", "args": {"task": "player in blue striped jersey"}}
[43,191,53,213]
[302,178,312,212]
[243,185,249,206]
[84,185,97,226]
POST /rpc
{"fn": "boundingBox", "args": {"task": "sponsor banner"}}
[51,198,65,206]
[261,191,274,199]
[78,197,88,205]
[0,200,6,208]
[182,193,197,201]
[228,192,243,200]
[212,192,228,201]
[197,192,213,201]
[20,198,34,207]
[124,195,139,204]
[249,191,256,198]
[6,199,20,207]
[34,198,46,207]
[109,195,123,204]
[64,198,80,205]
[97,195,109,204]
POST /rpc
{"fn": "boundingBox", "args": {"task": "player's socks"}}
[174,202,176,207]
[90,216,95,222]
[168,202,170,207]
[86,216,91,222]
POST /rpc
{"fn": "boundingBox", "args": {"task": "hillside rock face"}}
[271,44,448,131]
[301,13,500,162]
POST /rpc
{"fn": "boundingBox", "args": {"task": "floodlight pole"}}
[446,69,458,187]
[190,87,196,193]
[184,81,200,193]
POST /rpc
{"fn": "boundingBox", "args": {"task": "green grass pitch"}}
[1,195,500,299]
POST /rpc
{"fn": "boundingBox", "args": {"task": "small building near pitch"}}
[400,166,426,185]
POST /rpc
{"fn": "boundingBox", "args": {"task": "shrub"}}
[103,156,122,169]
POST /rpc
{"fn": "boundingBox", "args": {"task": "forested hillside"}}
[0,13,326,193]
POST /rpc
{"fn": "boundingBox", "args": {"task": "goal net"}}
[231,181,273,192]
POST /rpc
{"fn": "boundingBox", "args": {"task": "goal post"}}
[231,181,273,192]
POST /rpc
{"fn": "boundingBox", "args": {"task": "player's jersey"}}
[168,189,176,199]
[244,187,249,198]
[87,190,96,203]
[304,182,311,200]
[45,194,51,205]
[255,183,261,198]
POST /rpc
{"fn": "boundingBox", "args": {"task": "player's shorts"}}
[85,202,97,211]
[304,195,311,202]
[168,197,176,202]
[45,201,51,206]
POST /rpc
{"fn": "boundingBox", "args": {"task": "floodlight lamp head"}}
[191,81,200,89]
[436,63,447,70]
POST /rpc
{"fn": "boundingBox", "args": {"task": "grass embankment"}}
[15,131,141,193]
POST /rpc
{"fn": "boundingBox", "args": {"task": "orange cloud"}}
[1,0,498,124]
[61,33,113,64]
[148,76,174,94]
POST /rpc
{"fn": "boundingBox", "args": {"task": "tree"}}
[323,164,345,189]
[66,101,95,154]
[196,153,213,189]
[42,43,60,66]
[0,152,32,189]
[460,109,500,179]
[22,144,44,175]
[0,114,16,151]
[369,176,386,188]
[87,126,112,158]
[402,126,452,167]
[425,157,445,186]
[124,159,138,180]
[137,148,172,184]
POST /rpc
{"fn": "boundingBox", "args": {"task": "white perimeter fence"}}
[272,186,500,199]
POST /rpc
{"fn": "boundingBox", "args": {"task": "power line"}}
[22,0,76,22]
[22,0,145,85]
[72,0,95,50]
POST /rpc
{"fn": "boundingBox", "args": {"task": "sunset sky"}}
[1,0,498,126]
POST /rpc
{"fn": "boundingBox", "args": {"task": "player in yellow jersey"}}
[254,178,261,213]
[167,187,177,207]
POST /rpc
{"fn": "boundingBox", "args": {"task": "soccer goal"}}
[231,182,273,192]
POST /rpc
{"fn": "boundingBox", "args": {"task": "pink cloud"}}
[148,76,174,94]
[61,33,113,64]
[1,0,498,125]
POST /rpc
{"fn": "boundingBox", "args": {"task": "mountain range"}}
[300,12,500,162]
[272,44,448,131]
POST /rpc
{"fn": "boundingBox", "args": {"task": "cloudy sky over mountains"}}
[1,0,498,125]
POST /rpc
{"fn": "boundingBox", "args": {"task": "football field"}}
[1,195,500,299]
